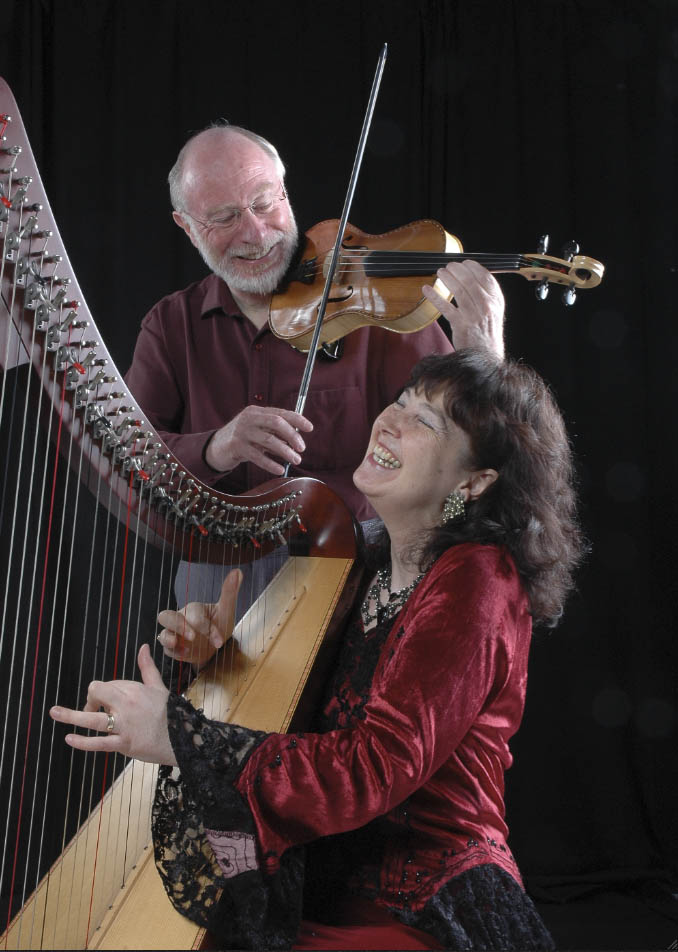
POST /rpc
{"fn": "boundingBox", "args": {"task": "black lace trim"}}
[168,693,266,814]
[317,613,397,730]
[152,693,304,949]
[398,863,556,951]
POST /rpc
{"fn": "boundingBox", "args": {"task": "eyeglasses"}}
[182,183,288,234]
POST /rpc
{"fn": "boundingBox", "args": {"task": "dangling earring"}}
[441,489,465,525]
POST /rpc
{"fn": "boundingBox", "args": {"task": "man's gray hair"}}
[168,120,286,212]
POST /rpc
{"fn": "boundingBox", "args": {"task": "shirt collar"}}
[200,273,244,320]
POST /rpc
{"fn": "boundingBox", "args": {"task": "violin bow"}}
[289,43,388,432]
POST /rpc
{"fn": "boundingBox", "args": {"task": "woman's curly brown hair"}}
[379,349,586,628]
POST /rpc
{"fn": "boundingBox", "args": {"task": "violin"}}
[269,218,604,352]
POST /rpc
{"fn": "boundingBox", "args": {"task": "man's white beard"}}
[193,216,299,296]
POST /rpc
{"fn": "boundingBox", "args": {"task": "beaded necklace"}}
[360,564,424,628]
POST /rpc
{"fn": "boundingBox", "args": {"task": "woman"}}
[51,350,584,950]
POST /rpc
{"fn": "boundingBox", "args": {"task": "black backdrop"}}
[1,1,677,947]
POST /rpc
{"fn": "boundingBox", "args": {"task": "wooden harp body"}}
[0,78,363,949]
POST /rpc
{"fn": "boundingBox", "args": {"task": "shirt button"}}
[254,393,263,401]
[254,342,263,351]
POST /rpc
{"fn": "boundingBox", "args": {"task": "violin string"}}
[336,252,527,259]
[339,257,527,274]
[299,252,533,280]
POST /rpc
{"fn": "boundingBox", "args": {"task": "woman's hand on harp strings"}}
[49,644,177,767]
[156,568,243,669]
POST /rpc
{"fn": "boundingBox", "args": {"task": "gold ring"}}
[106,713,115,733]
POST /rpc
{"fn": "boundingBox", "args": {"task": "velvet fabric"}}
[153,543,545,949]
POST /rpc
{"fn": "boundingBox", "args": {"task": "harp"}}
[0,78,363,949]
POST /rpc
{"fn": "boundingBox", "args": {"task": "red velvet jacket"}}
[153,543,533,948]
[237,543,530,890]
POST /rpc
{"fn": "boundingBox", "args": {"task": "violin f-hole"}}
[324,286,354,303]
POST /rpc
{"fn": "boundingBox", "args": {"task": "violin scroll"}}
[519,248,604,298]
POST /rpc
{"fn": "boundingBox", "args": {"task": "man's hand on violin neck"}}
[205,405,314,476]
[422,260,505,359]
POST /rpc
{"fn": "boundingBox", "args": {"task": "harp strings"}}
[0,84,304,949]
[0,113,179,945]
[0,221,69,935]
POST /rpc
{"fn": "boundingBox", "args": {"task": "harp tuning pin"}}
[536,234,549,255]
[561,240,579,262]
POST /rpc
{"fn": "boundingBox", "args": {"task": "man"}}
[125,123,504,604]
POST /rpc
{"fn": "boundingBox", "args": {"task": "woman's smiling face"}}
[353,387,480,530]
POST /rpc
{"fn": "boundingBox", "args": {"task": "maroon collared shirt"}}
[125,273,453,521]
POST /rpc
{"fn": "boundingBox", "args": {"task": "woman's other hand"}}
[50,644,176,766]
[157,568,243,669]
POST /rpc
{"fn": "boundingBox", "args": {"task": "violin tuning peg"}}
[537,234,550,255]
[535,278,550,301]
[561,240,579,262]
[562,285,577,306]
